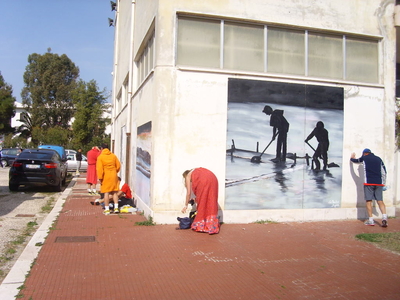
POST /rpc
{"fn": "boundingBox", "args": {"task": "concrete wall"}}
[112,0,398,224]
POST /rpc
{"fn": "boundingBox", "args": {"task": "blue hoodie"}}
[350,153,386,185]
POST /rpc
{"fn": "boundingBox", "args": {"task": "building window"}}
[122,75,129,107]
[224,22,264,72]
[176,16,380,84]
[267,27,305,76]
[345,37,378,83]
[177,17,220,68]
[308,32,343,79]
[137,33,155,86]
[116,91,121,115]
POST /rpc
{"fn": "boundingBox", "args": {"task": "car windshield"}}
[19,152,54,160]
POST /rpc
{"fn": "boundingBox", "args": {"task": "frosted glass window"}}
[144,47,149,76]
[308,33,343,79]
[177,18,220,68]
[268,28,305,75]
[224,22,264,72]
[137,33,155,86]
[148,36,154,70]
[346,38,378,83]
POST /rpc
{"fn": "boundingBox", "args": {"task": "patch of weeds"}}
[254,219,278,224]
[16,284,26,298]
[6,248,17,255]
[356,232,400,253]
[135,216,156,226]
[0,219,39,282]
[41,197,55,213]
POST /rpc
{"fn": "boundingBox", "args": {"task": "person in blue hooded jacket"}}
[350,148,387,227]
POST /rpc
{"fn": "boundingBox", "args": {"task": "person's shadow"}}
[349,160,378,220]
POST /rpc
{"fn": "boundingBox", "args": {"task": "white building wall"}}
[112,0,398,224]
[11,102,25,129]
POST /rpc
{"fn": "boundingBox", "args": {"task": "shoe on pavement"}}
[382,219,388,227]
[114,208,120,214]
[104,209,110,215]
[364,220,375,226]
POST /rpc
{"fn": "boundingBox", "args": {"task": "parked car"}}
[66,149,77,155]
[1,148,22,167]
[9,149,68,192]
[67,153,88,172]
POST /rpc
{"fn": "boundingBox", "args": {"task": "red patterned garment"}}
[190,168,220,234]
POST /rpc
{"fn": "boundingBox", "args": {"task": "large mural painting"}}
[136,121,152,207]
[226,79,344,210]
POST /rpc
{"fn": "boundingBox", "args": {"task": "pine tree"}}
[71,79,109,151]
[21,50,79,131]
[0,72,16,134]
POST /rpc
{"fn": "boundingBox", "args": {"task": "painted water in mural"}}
[225,79,344,210]
[136,121,151,206]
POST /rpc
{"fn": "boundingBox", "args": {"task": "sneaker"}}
[364,220,375,226]
[103,209,110,215]
[114,208,120,214]
[382,219,388,228]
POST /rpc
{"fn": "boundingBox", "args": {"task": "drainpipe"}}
[110,1,121,152]
[125,0,136,183]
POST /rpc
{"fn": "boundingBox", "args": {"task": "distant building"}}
[11,102,25,129]
[110,0,399,224]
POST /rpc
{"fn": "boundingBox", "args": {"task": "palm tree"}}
[17,112,33,139]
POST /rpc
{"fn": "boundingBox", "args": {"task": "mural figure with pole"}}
[262,105,289,163]
[305,121,329,171]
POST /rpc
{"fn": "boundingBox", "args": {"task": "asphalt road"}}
[0,166,72,284]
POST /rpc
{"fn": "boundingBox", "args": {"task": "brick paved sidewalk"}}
[12,175,400,299]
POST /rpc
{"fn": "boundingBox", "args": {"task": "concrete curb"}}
[0,177,76,300]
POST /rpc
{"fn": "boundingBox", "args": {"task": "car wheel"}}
[54,180,62,192]
[9,183,19,191]
[1,159,7,167]
[62,170,67,185]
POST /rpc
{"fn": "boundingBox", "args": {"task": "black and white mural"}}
[226,79,343,210]
[136,121,151,207]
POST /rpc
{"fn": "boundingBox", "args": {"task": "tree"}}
[32,126,71,147]
[0,72,16,134]
[21,50,79,130]
[71,79,109,151]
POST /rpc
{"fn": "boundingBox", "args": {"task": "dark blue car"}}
[1,148,21,167]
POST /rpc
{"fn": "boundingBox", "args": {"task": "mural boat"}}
[226,139,311,166]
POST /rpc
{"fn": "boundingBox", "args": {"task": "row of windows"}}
[177,17,379,84]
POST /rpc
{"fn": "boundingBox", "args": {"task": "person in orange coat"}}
[96,143,121,215]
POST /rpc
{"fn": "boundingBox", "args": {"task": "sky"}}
[0,0,115,103]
